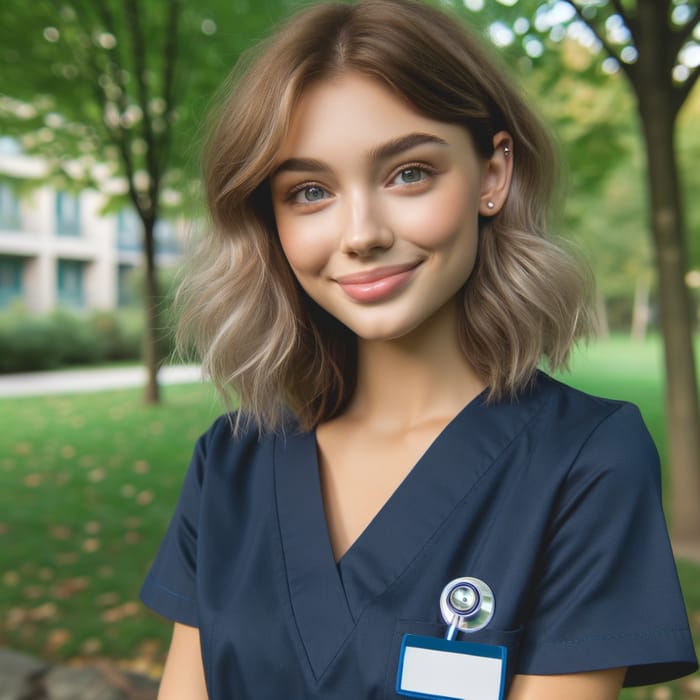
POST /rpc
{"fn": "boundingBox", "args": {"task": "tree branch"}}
[51,0,149,218]
[124,0,159,219]
[560,0,636,82]
[158,0,180,178]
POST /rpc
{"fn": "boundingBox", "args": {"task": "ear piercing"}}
[486,201,495,210]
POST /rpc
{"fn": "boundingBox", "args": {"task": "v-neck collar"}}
[273,374,549,680]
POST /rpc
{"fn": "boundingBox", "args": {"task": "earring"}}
[486,201,495,210]
[504,146,511,158]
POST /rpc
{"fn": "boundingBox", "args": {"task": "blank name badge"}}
[396,634,507,700]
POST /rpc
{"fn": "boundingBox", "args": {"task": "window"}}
[117,208,141,251]
[0,183,21,231]
[117,263,135,307]
[116,209,182,255]
[0,256,24,308]
[57,259,84,308]
[56,192,81,236]
[155,219,182,255]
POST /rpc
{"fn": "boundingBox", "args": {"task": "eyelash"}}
[284,161,438,206]
[286,182,329,205]
[387,162,437,187]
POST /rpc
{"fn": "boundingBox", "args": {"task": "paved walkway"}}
[0,364,204,398]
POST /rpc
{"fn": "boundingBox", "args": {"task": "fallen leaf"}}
[31,602,58,621]
[97,592,120,607]
[85,521,101,535]
[23,585,45,600]
[133,460,150,474]
[44,627,71,653]
[49,525,72,541]
[80,638,102,655]
[136,490,154,505]
[52,577,90,599]
[82,538,101,553]
[88,468,106,482]
[3,571,19,586]
[38,567,55,581]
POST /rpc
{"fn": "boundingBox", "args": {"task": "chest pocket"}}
[383,620,523,699]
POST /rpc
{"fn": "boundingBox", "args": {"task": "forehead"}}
[276,72,464,160]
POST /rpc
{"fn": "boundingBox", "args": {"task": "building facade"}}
[0,139,183,313]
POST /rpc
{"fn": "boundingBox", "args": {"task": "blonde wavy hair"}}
[178,0,593,431]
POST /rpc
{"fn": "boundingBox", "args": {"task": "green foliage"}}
[0,0,294,214]
[445,0,700,331]
[0,307,167,373]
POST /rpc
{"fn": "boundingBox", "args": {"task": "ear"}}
[479,131,513,217]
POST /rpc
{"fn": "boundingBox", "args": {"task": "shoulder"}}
[527,373,661,514]
[529,372,659,486]
[191,411,304,482]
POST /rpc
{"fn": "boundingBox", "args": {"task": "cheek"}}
[391,182,480,249]
[276,215,333,275]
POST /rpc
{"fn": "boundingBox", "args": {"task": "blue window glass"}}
[117,263,135,307]
[56,192,81,236]
[117,208,141,251]
[0,183,21,231]
[0,256,24,308]
[56,259,84,308]
[155,220,182,255]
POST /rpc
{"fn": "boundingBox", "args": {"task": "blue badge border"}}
[396,633,508,700]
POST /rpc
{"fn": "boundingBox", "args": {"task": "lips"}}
[335,261,422,302]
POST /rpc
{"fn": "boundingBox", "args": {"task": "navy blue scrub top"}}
[141,373,698,698]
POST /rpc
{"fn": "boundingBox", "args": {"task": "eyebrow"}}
[271,132,449,178]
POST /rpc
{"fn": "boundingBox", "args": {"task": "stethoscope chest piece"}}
[440,576,494,638]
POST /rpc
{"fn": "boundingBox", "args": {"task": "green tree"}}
[0,0,291,402]
[454,0,700,545]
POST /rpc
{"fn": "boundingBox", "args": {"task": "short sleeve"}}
[517,403,697,685]
[139,421,215,627]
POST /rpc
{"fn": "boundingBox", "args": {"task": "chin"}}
[342,318,423,342]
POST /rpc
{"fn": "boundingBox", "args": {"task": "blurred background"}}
[0,0,699,698]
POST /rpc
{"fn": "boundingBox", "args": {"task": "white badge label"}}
[396,634,507,700]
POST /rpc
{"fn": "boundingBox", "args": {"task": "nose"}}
[340,191,394,257]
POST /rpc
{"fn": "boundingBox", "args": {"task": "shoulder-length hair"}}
[177,0,593,432]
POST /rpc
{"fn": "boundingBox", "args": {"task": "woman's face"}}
[270,72,510,342]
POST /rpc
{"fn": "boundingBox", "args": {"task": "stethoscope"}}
[440,577,494,641]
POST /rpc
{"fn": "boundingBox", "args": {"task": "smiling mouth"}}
[335,262,422,302]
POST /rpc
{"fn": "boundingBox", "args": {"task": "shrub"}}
[0,306,171,373]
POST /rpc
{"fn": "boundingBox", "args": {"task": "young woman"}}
[141,1,698,698]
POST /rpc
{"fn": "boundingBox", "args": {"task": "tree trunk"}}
[634,0,700,543]
[142,216,161,404]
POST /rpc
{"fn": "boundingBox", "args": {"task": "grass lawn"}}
[0,336,698,696]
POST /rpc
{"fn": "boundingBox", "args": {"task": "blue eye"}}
[398,167,424,184]
[390,165,433,187]
[294,185,328,203]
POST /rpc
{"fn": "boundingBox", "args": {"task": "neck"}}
[346,301,485,431]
